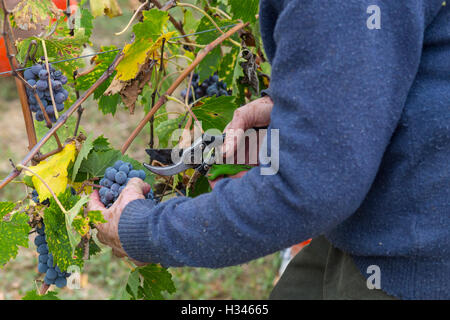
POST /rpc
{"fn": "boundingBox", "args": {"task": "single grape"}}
[100,178,113,188]
[52,80,62,91]
[119,164,130,174]
[113,160,124,170]
[55,92,65,104]
[99,187,108,197]
[46,268,58,280]
[38,263,49,274]
[38,254,48,263]
[30,104,40,113]
[27,79,36,87]
[44,275,56,285]
[105,167,118,181]
[100,196,107,205]
[44,90,51,97]
[115,171,127,185]
[24,68,35,80]
[35,111,44,122]
[46,105,55,116]
[59,75,68,85]
[56,103,65,112]
[36,80,48,91]
[31,64,43,75]
[37,90,44,98]
[38,69,48,80]
[111,183,120,193]
[61,89,69,99]
[138,170,146,180]
[53,70,62,79]
[105,190,115,201]
[34,235,46,246]
[37,244,49,255]
[128,170,140,179]
[55,277,67,288]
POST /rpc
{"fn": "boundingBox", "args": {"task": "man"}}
[88,0,449,300]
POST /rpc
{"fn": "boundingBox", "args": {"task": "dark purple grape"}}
[59,75,68,85]
[31,64,43,75]
[38,69,48,80]
[55,92,65,104]
[38,263,48,274]
[44,275,56,285]
[35,111,44,122]
[53,70,62,79]
[52,80,62,91]
[56,103,65,112]
[100,178,114,188]
[36,223,45,235]
[99,187,108,197]
[110,183,120,193]
[30,104,39,112]
[105,190,115,202]
[36,80,48,91]
[37,244,48,255]
[24,68,35,80]
[34,235,46,246]
[119,164,130,174]
[38,254,48,263]
[27,79,36,87]
[55,277,67,288]
[128,170,140,179]
[105,167,117,181]
[115,171,127,185]
[138,170,146,180]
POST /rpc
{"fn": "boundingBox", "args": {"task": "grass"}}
[0,0,282,300]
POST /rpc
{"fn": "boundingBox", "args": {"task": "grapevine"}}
[0,0,268,300]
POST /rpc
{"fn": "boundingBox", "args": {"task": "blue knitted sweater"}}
[118,0,450,299]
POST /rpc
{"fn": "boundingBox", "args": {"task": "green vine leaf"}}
[0,202,30,267]
[126,264,176,300]
[92,135,111,152]
[44,189,84,271]
[72,133,95,181]
[89,0,123,18]
[155,117,186,148]
[228,0,259,23]
[11,0,60,31]
[193,96,236,131]
[22,290,60,300]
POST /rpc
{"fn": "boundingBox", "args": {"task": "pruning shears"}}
[143,133,252,180]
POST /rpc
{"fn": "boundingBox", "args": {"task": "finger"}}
[125,178,151,197]
[87,190,106,212]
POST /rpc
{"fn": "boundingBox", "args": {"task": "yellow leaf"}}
[115,32,176,81]
[28,142,77,202]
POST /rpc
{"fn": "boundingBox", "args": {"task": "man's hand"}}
[223,95,273,156]
[210,96,274,189]
[87,178,151,263]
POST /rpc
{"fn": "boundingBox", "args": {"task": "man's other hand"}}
[87,178,151,265]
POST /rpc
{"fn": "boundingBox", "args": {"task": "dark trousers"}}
[270,236,397,300]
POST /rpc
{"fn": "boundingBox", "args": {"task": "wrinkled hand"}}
[223,95,273,156]
[210,96,274,189]
[87,178,151,265]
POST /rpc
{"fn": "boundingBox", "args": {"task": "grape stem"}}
[41,39,60,119]
[15,164,68,214]
[121,22,249,154]
[115,0,149,36]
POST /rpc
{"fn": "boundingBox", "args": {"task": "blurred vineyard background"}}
[0,0,281,300]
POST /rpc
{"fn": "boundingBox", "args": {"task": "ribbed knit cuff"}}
[118,199,162,264]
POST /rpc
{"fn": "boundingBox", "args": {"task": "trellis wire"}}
[0,24,238,77]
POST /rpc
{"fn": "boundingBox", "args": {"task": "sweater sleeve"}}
[118,0,435,268]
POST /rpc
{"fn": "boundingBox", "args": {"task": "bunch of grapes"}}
[181,73,230,104]
[24,60,69,123]
[35,222,71,288]
[99,160,148,208]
